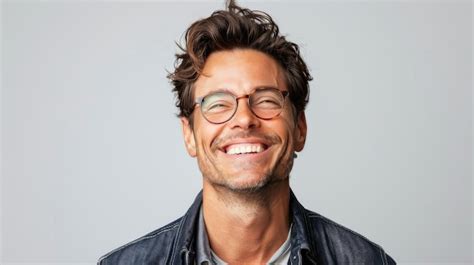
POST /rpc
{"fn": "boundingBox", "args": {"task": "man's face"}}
[181,49,307,192]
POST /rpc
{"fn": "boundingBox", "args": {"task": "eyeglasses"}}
[194,87,289,124]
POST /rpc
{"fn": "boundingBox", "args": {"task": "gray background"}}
[2,0,472,264]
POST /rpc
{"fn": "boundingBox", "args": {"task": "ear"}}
[180,117,197,157]
[294,111,307,152]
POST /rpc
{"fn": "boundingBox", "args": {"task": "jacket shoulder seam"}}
[379,246,388,264]
[97,222,180,264]
[306,213,386,253]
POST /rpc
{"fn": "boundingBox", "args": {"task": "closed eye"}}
[205,101,234,113]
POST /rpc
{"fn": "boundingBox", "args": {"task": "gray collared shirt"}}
[195,206,291,265]
[196,206,214,264]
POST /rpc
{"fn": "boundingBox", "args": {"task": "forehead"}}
[193,49,286,97]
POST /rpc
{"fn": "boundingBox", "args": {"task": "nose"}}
[228,96,260,129]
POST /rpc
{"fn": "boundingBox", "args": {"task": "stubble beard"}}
[198,151,295,205]
[198,130,295,204]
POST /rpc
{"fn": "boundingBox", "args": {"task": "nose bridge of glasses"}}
[234,94,253,113]
[231,93,249,110]
[235,94,250,102]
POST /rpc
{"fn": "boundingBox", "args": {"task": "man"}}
[99,1,395,264]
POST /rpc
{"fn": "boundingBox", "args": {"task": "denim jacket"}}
[98,191,396,264]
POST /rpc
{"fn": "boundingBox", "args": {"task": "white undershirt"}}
[210,225,292,265]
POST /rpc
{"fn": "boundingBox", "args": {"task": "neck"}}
[202,180,291,264]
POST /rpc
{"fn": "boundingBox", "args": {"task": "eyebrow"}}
[202,86,280,96]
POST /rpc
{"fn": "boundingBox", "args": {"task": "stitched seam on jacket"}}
[306,213,385,252]
[169,213,188,264]
[301,209,318,259]
[97,223,180,264]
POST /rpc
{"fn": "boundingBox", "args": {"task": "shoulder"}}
[306,210,396,264]
[97,218,182,265]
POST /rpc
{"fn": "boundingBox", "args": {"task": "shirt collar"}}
[171,190,319,264]
[195,193,310,265]
[196,206,213,264]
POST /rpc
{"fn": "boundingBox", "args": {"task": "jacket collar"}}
[289,190,319,264]
[170,189,318,264]
[170,191,203,264]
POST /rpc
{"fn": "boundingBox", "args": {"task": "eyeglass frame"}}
[193,87,290,124]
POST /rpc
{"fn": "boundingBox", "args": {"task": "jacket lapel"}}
[169,191,203,265]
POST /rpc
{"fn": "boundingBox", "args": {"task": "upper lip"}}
[218,137,272,153]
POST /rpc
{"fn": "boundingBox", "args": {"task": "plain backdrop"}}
[2,1,472,264]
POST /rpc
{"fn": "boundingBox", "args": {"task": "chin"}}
[212,173,285,194]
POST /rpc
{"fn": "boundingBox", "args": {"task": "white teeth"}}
[226,144,264,155]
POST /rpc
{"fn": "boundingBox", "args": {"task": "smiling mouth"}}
[224,143,268,155]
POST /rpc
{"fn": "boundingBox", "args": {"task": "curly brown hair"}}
[168,0,312,125]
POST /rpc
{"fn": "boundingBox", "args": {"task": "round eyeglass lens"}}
[250,89,285,119]
[201,92,237,123]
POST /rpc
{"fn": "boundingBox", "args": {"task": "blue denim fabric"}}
[98,190,396,265]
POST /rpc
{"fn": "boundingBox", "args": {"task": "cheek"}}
[265,119,296,153]
[194,124,222,153]
[280,114,297,139]
[280,120,299,153]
